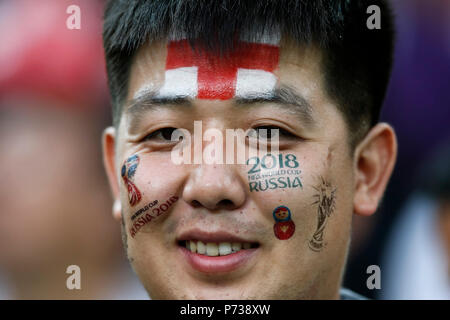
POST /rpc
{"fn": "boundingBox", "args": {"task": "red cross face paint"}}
[156,38,279,100]
[273,206,295,240]
[121,155,142,207]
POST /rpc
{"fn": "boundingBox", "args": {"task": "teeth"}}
[197,241,206,254]
[184,240,255,256]
[206,243,219,256]
[189,240,196,253]
[219,242,232,256]
[232,242,242,252]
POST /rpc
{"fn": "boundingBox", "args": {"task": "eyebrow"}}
[125,90,193,132]
[127,90,192,115]
[234,85,315,127]
[125,84,315,132]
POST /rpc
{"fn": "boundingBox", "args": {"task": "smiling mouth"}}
[178,240,259,257]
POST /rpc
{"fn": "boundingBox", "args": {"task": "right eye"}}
[248,125,297,140]
[142,127,179,142]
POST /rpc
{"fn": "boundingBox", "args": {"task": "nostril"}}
[217,199,234,209]
[190,199,235,210]
[191,200,202,208]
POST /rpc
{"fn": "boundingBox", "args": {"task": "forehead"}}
[127,38,324,102]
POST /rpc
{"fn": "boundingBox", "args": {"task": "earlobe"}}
[353,123,397,216]
[102,126,122,220]
[112,198,122,221]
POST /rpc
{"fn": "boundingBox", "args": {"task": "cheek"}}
[121,154,186,239]
[244,152,317,225]
[134,157,184,198]
[243,148,350,241]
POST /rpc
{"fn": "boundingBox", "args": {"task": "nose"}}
[182,164,246,211]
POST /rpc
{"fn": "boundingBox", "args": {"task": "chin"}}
[145,281,263,300]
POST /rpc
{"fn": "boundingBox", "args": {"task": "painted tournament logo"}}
[272,206,295,240]
[309,178,336,251]
[121,155,142,207]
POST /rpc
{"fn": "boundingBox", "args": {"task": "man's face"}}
[112,38,355,299]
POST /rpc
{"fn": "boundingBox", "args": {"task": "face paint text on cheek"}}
[130,199,158,221]
[247,153,303,192]
[121,155,142,206]
[309,177,336,252]
[272,206,295,240]
[129,196,179,238]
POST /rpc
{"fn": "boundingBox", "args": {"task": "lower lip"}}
[179,246,258,274]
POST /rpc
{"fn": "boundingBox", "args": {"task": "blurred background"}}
[0,0,147,299]
[343,0,450,299]
[0,0,448,299]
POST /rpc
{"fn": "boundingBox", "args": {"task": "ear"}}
[102,126,122,222]
[353,123,397,216]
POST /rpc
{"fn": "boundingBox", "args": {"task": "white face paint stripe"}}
[235,68,277,98]
[158,66,198,98]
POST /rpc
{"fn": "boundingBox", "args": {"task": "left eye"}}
[248,125,295,140]
[142,127,179,142]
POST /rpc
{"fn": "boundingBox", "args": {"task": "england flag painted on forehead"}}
[158,36,280,100]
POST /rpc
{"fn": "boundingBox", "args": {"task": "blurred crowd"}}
[0,0,146,299]
[0,0,448,299]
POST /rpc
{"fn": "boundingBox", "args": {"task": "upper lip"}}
[177,228,258,244]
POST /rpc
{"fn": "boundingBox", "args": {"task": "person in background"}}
[381,141,450,299]
[0,0,147,299]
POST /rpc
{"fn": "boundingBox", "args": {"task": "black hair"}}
[103,0,395,144]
